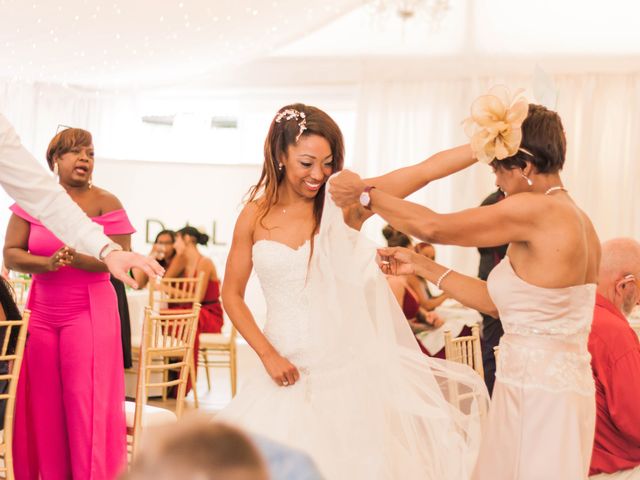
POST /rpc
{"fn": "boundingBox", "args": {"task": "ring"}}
[282,381,289,386]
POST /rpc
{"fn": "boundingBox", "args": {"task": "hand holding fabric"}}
[376,247,422,276]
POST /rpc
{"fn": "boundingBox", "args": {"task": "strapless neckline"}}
[502,256,596,292]
[252,236,316,253]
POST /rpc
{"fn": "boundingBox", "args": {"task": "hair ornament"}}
[463,85,530,164]
[275,108,307,142]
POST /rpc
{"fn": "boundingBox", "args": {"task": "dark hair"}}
[154,230,176,244]
[177,226,209,246]
[490,104,566,174]
[247,103,345,239]
[415,241,434,251]
[382,224,412,248]
[46,128,93,170]
[0,277,22,355]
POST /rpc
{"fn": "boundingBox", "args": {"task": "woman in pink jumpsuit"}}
[3,128,131,479]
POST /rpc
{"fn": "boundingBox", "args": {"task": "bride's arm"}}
[221,203,300,387]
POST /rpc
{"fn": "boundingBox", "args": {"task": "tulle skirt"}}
[218,177,489,479]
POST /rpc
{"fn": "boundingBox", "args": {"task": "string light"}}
[0,0,352,88]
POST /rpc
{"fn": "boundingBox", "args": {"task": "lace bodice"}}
[252,239,313,368]
[488,257,597,395]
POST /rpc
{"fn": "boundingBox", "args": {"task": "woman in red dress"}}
[165,226,223,393]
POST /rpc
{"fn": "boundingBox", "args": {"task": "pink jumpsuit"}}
[11,204,133,480]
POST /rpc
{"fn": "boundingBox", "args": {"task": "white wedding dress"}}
[217,184,489,479]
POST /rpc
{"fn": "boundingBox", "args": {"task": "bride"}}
[217,104,489,479]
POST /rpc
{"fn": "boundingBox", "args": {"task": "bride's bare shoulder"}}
[234,201,262,238]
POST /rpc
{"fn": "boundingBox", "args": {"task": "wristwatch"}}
[359,186,376,210]
[99,242,123,261]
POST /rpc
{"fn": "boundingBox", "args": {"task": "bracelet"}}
[435,268,453,290]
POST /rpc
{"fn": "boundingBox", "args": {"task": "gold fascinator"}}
[463,86,530,164]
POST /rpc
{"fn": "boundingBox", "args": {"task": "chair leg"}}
[201,349,212,391]
[189,362,199,409]
[161,358,169,402]
[230,349,237,397]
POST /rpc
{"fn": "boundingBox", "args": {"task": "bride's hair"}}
[247,103,345,238]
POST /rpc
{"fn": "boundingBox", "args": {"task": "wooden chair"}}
[443,324,487,417]
[7,278,30,313]
[132,272,205,407]
[444,324,484,379]
[0,310,30,480]
[198,325,238,397]
[148,272,205,314]
[125,306,200,460]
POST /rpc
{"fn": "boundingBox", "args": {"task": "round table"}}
[415,299,482,357]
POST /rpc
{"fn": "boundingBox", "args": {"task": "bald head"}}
[598,237,640,316]
[600,238,640,279]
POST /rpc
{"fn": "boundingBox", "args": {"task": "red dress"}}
[171,257,224,395]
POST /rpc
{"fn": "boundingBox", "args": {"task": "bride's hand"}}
[261,350,300,387]
[376,247,422,276]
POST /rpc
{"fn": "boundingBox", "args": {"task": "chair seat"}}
[124,401,177,428]
[199,333,232,348]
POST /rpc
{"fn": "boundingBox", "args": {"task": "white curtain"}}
[353,73,640,276]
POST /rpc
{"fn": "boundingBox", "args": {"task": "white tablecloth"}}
[126,289,148,347]
[415,299,482,355]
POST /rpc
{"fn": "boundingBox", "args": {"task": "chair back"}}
[148,272,205,313]
[8,278,31,312]
[0,310,30,479]
[444,324,484,379]
[133,304,200,421]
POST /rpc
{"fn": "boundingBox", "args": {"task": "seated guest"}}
[589,238,640,479]
[165,226,223,394]
[0,276,21,429]
[123,416,269,480]
[386,275,443,332]
[383,226,444,330]
[414,242,449,310]
[132,229,176,289]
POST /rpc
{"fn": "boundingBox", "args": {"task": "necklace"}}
[544,186,568,195]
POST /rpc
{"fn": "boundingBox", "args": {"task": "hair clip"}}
[274,109,307,142]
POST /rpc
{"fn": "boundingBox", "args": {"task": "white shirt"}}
[0,113,111,258]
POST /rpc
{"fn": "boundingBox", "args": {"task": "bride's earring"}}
[88,177,93,189]
[521,172,533,186]
[53,162,59,180]
[278,163,284,171]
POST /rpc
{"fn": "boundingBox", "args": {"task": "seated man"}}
[589,238,640,479]
[125,414,323,480]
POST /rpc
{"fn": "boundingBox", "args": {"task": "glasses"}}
[56,124,72,134]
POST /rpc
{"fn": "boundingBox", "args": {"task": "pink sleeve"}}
[97,209,136,236]
[9,203,40,224]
